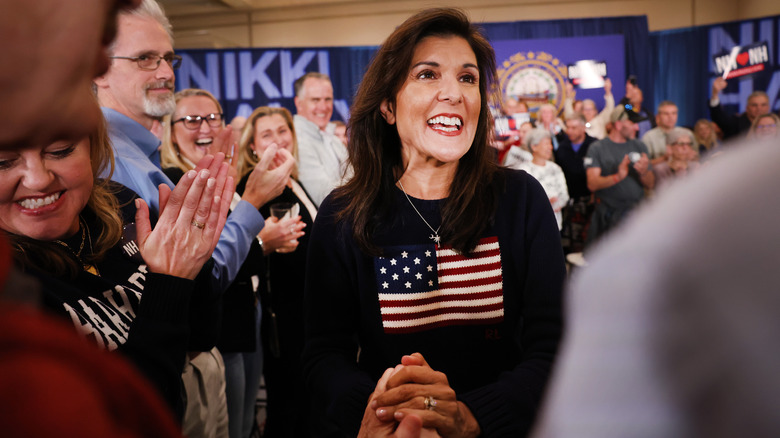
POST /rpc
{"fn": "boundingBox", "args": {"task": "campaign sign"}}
[713,41,772,80]
[567,60,608,89]
[175,46,377,123]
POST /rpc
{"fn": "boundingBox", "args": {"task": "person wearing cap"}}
[583,106,655,247]
[621,76,655,138]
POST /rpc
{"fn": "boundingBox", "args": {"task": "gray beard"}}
[143,92,176,117]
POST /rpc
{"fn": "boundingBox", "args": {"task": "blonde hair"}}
[694,119,717,151]
[748,113,780,139]
[236,106,299,180]
[8,115,123,279]
[160,88,224,173]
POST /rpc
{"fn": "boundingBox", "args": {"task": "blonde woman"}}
[235,106,316,436]
[161,89,296,438]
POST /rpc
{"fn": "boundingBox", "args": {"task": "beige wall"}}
[165,0,780,49]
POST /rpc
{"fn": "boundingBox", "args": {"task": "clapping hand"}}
[205,126,239,181]
[241,144,295,209]
[134,153,233,279]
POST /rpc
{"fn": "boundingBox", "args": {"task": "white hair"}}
[109,0,174,54]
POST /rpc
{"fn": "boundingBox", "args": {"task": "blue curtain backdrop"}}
[175,15,650,123]
[481,16,652,111]
[650,14,780,128]
[176,14,780,129]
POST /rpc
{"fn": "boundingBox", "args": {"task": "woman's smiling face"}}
[384,35,481,169]
[0,138,93,240]
[172,95,224,164]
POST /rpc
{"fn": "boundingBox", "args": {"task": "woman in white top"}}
[516,128,570,230]
[563,78,614,139]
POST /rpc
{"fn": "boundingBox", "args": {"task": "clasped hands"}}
[359,353,480,438]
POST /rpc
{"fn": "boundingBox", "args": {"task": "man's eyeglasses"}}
[671,141,694,147]
[110,53,182,70]
[173,113,224,130]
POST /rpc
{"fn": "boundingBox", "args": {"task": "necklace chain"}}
[54,216,98,275]
[398,180,442,244]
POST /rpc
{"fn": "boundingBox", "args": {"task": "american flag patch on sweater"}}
[374,236,504,334]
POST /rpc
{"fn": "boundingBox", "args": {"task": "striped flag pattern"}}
[374,236,504,334]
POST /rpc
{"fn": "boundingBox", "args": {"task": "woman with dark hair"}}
[303,8,565,437]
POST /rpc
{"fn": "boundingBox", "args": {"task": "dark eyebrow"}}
[411,61,478,70]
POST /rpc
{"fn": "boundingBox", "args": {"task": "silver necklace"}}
[397,180,441,244]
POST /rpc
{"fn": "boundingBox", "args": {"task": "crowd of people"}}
[495,68,778,255]
[0,1,778,438]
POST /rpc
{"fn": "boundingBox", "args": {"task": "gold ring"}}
[191,220,205,229]
[423,396,437,411]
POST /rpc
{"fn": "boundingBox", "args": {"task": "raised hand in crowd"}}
[135,153,232,280]
[206,123,240,175]
[712,76,728,99]
[371,353,480,438]
[241,144,295,209]
[604,77,612,95]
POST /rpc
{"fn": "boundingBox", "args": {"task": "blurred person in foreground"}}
[0,0,140,150]
[0,0,195,436]
[531,135,780,438]
[303,7,564,437]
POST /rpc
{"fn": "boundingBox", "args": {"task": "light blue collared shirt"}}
[102,108,264,292]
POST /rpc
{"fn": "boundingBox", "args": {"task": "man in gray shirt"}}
[585,106,655,245]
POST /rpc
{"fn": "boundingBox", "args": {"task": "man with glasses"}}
[95,0,290,292]
[94,1,293,435]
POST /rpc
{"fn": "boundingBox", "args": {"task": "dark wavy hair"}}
[334,7,502,255]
